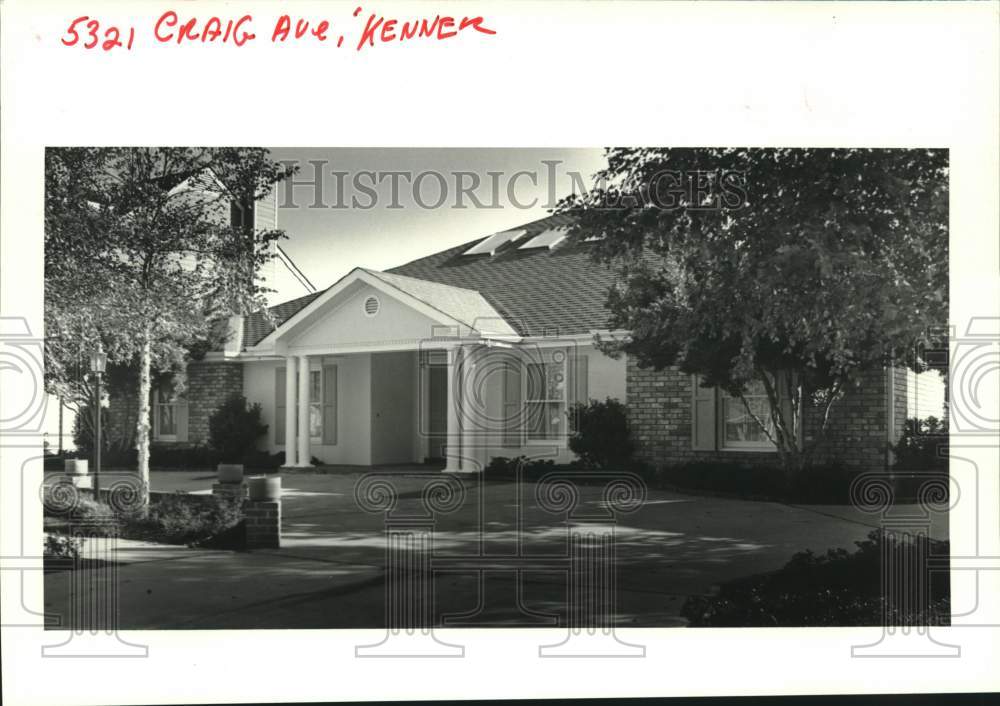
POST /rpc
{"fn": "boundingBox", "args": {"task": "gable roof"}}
[241,213,617,348]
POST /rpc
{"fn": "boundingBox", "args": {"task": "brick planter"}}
[246,500,281,549]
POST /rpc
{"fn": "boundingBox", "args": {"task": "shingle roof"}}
[243,290,323,348]
[242,213,617,348]
[363,270,518,337]
[387,214,617,336]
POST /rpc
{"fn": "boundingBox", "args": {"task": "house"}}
[132,213,946,472]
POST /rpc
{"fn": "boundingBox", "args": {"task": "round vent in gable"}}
[363,295,380,317]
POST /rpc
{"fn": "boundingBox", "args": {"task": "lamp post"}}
[89,344,107,496]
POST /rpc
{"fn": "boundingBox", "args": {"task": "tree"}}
[45,147,295,502]
[557,148,948,473]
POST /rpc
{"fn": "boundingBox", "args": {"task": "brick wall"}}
[184,360,244,444]
[105,392,137,451]
[627,358,892,470]
[804,367,889,469]
[104,360,243,448]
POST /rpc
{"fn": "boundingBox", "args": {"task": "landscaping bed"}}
[43,489,247,568]
[681,530,951,627]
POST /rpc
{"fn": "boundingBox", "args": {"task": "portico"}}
[248,267,522,473]
[277,343,485,473]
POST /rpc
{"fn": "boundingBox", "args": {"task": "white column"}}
[444,347,461,472]
[460,345,478,473]
[297,354,311,467]
[284,357,298,467]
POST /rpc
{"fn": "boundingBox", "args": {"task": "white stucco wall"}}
[242,353,373,465]
[455,343,627,469]
[290,282,443,350]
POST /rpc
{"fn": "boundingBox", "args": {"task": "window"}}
[157,402,177,438]
[153,378,185,442]
[692,375,784,453]
[722,379,775,449]
[524,354,567,441]
[309,369,323,439]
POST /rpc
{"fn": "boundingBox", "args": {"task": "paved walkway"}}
[44,470,949,629]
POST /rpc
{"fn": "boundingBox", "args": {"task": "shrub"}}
[242,450,286,471]
[568,398,634,470]
[893,416,948,470]
[652,461,864,504]
[150,444,220,470]
[681,530,950,627]
[72,404,108,455]
[485,456,561,481]
[126,493,244,546]
[69,496,118,523]
[44,489,245,547]
[208,395,268,464]
[44,533,84,560]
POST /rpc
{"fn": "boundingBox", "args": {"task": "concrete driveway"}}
[44,469,949,629]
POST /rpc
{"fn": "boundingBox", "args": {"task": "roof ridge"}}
[365,267,483,295]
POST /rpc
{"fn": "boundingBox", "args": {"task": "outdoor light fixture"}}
[89,345,108,374]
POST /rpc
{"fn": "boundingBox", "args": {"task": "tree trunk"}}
[57,397,64,455]
[136,329,152,505]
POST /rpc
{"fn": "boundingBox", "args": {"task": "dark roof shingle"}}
[242,214,617,348]
[387,214,616,336]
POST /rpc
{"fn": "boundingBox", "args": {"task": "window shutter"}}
[502,358,522,448]
[691,375,717,451]
[175,402,189,442]
[322,364,337,445]
[275,367,286,445]
[568,353,589,431]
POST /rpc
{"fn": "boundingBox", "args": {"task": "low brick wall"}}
[210,480,281,549]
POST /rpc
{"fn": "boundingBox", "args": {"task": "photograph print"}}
[41,146,951,635]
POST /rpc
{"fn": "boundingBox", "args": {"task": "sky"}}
[266,148,608,289]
